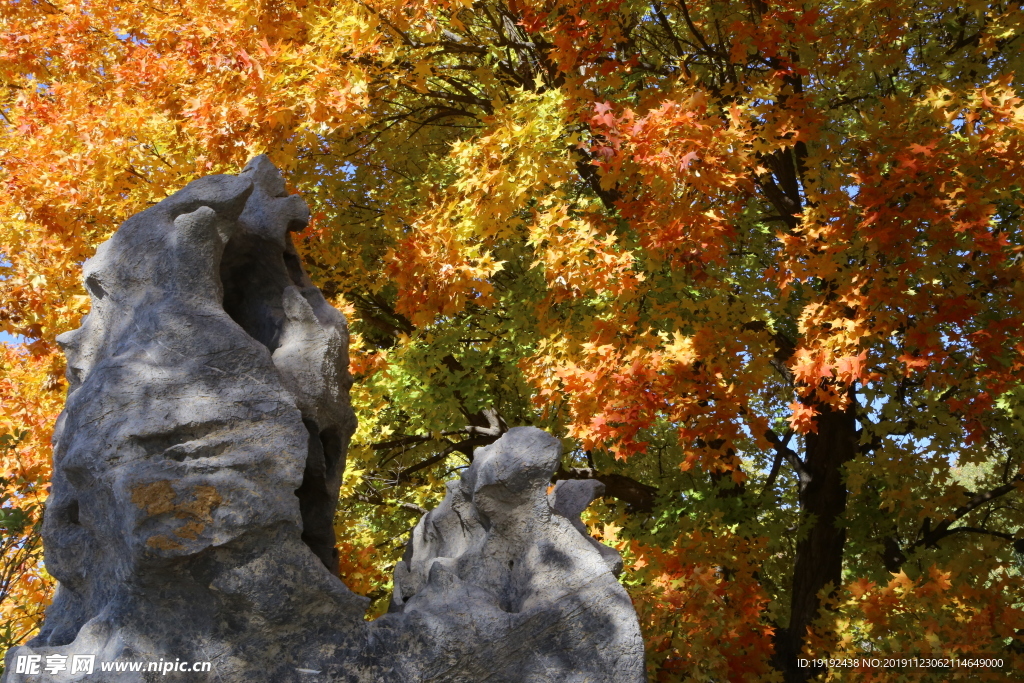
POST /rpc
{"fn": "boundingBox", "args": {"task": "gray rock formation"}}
[386,428,645,682]
[2,158,644,683]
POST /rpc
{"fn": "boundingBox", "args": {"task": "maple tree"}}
[3,0,1024,680]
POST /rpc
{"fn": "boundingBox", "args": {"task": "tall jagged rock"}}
[2,158,644,683]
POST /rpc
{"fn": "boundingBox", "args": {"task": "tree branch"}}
[553,466,658,512]
[349,490,427,515]
[395,445,458,484]
[765,427,809,488]
[912,474,1023,550]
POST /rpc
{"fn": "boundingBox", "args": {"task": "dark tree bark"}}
[773,399,858,682]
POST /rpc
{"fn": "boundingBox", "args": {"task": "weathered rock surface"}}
[2,158,644,683]
[386,427,645,682]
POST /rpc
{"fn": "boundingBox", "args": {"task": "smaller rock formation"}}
[385,427,645,683]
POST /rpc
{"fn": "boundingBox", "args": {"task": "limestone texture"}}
[2,158,645,683]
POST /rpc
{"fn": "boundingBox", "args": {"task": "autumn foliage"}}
[3,0,1024,680]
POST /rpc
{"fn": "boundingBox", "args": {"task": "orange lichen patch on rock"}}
[131,482,223,543]
[146,535,185,551]
[175,521,207,541]
[184,486,222,522]
[131,481,179,516]
[131,482,222,521]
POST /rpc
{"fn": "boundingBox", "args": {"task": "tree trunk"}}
[773,399,858,682]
